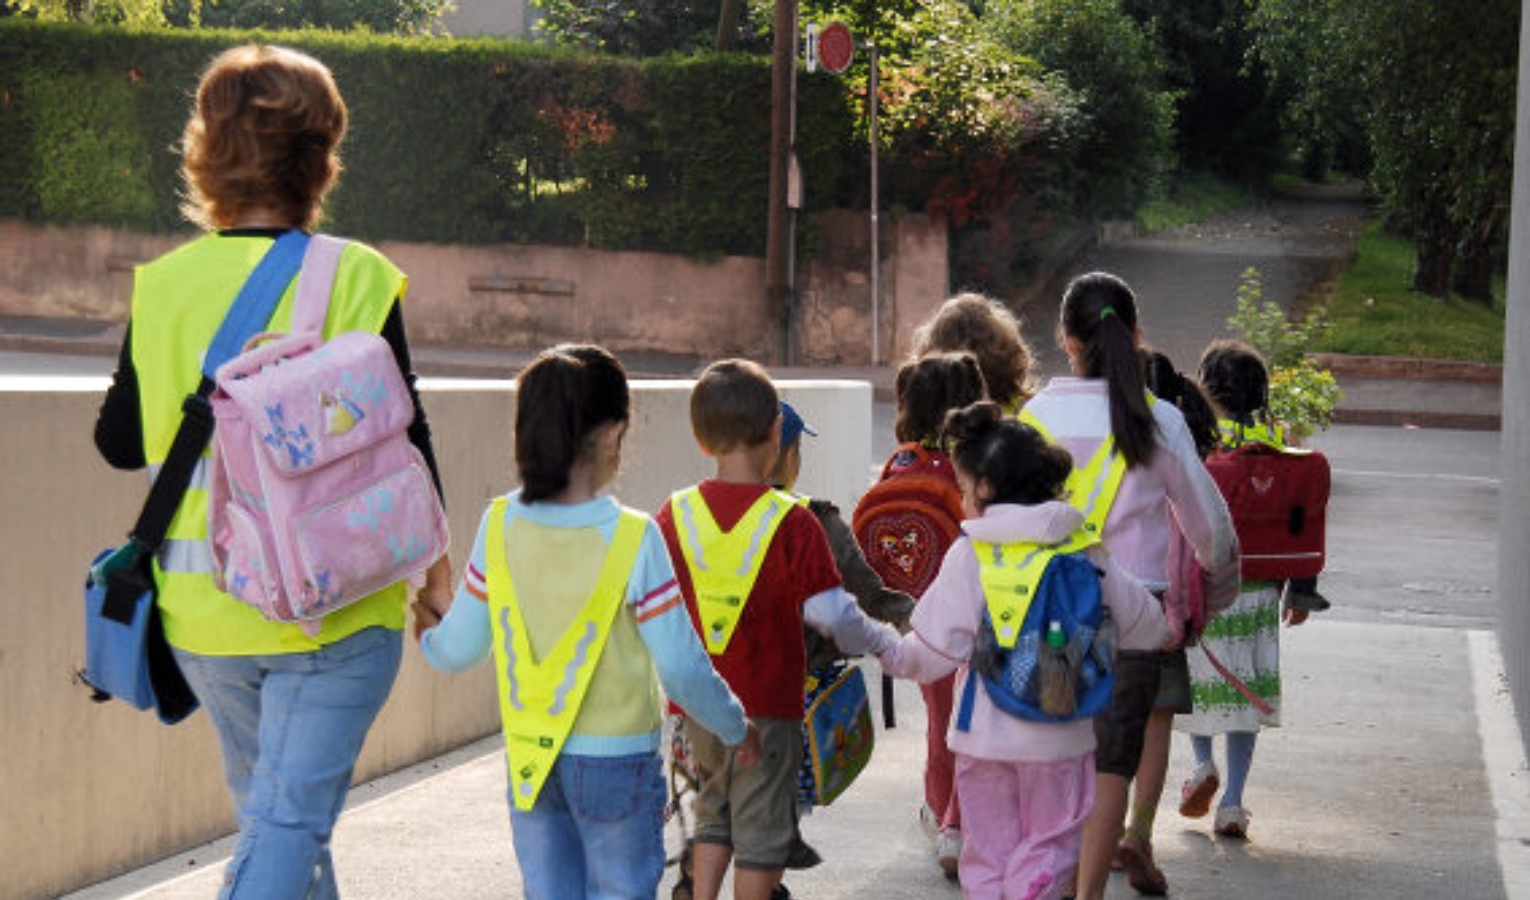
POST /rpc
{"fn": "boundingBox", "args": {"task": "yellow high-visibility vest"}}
[485,498,646,810]
[670,486,795,655]
[1218,418,1285,450]
[971,539,1058,649]
[1018,410,1128,550]
[132,234,406,654]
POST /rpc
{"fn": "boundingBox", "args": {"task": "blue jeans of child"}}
[173,626,402,900]
[509,751,667,900]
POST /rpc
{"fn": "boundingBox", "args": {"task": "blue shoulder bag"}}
[81,232,309,724]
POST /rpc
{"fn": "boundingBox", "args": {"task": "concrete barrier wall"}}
[0,378,872,900]
[1498,0,1530,754]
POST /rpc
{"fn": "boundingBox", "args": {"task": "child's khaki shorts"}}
[688,716,802,870]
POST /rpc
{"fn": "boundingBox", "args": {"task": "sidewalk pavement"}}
[60,620,1530,900]
[0,313,1504,429]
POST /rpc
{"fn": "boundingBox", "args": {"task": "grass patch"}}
[1135,173,1254,234]
[1316,222,1505,362]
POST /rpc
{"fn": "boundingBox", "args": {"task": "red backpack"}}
[851,444,966,598]
[1206,442,1330,582]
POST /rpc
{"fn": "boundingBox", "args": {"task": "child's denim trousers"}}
[173,625,402,900]
[510,751,668,900]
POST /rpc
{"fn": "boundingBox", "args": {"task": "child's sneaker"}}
[1214,805,1251,839]
[1178,761,1220,819]
[936,829,962,880]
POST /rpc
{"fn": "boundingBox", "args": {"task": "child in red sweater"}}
[656,359,899,900]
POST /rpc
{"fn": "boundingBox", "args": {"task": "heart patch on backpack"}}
[863,512,945,593]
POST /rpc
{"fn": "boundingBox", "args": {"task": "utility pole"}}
[766,0,798,364]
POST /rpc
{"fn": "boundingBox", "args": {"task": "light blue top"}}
[422,492,748,755]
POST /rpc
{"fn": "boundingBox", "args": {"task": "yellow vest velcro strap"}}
[972,540,1057,649]
[672,487,794,655]
[486,499,646,811]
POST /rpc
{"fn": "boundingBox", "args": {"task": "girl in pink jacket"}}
[878,402,1170,900]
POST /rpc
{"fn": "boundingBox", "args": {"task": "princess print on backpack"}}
[208,236,449,630]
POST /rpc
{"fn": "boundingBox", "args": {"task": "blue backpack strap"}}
[203,230,311,378]
[955,666,979,732]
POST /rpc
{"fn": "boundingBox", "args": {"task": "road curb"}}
[1311,352,1503,384]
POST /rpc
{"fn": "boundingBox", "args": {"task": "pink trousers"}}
[954,752,1094,900]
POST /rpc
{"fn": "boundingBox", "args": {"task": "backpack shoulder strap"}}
[290,235,349,335]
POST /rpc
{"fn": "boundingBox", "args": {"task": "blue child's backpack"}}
[957,542,1116,728]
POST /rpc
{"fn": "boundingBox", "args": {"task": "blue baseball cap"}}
[779,400,819,449]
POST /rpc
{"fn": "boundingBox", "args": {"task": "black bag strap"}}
[125,231,310,552]
[104,232,311,625]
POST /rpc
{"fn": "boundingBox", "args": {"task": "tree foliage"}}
[985,0,1174,216]
[3,0,448,33]
[189,0,450,34]
[1250,0,1519,302]
[1120,0,1286,186]
[531,0,770,55]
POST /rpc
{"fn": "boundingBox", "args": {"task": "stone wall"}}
[0,214,948,366]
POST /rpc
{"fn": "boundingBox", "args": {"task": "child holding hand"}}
[417,345,760,900]
[656,359,901,900]
[878,402,1171,899]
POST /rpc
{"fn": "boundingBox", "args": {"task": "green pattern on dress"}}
[1191,672,1281,710]
[1200,604,1281,641]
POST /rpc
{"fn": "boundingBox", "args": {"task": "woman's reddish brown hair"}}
[180,44,347,231]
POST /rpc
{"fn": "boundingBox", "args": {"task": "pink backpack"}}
[207,236,449,631]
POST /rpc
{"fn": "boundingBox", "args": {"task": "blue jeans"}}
[510,751,667,900]
[173,626,402,900]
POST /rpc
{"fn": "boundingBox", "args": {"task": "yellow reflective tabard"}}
[1019,409,1128,550]
[485,498,645,810]
[670,487,794,655]
[971,540,1057,649]
[1218,418,1284,450]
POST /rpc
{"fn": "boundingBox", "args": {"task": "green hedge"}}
[0,20,857,254]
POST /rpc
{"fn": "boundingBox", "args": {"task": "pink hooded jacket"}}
[877,501,1171,763]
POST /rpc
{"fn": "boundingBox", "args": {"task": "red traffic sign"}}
[817,21,854,74]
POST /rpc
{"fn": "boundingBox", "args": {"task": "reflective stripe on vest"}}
[971,539,1057,649]
[159,538,216,575]
[671,487,794,655]
[1019,410,1127,549]
[1218,418,1284,450]
[485,498,646,811]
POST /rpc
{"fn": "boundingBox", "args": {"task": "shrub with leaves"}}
[1227,266,1342,437]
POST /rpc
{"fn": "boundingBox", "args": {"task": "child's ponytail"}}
[1060,272,1157,468]
[515,344,630,502]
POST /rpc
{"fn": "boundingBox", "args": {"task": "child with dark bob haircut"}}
[878,402,1169,899]
[420,345,760,900]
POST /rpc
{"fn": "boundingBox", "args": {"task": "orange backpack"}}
[851,444,966,598]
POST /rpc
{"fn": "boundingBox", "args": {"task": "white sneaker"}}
[1214,805,1250,839]
[936,829,962,879]
[1178,760,1220,819]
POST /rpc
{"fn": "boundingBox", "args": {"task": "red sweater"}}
[655,480,842,719]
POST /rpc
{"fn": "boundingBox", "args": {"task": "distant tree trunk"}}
[1412,216,1455,298]
[1452,207,1503,303]
[715,0,741,50]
